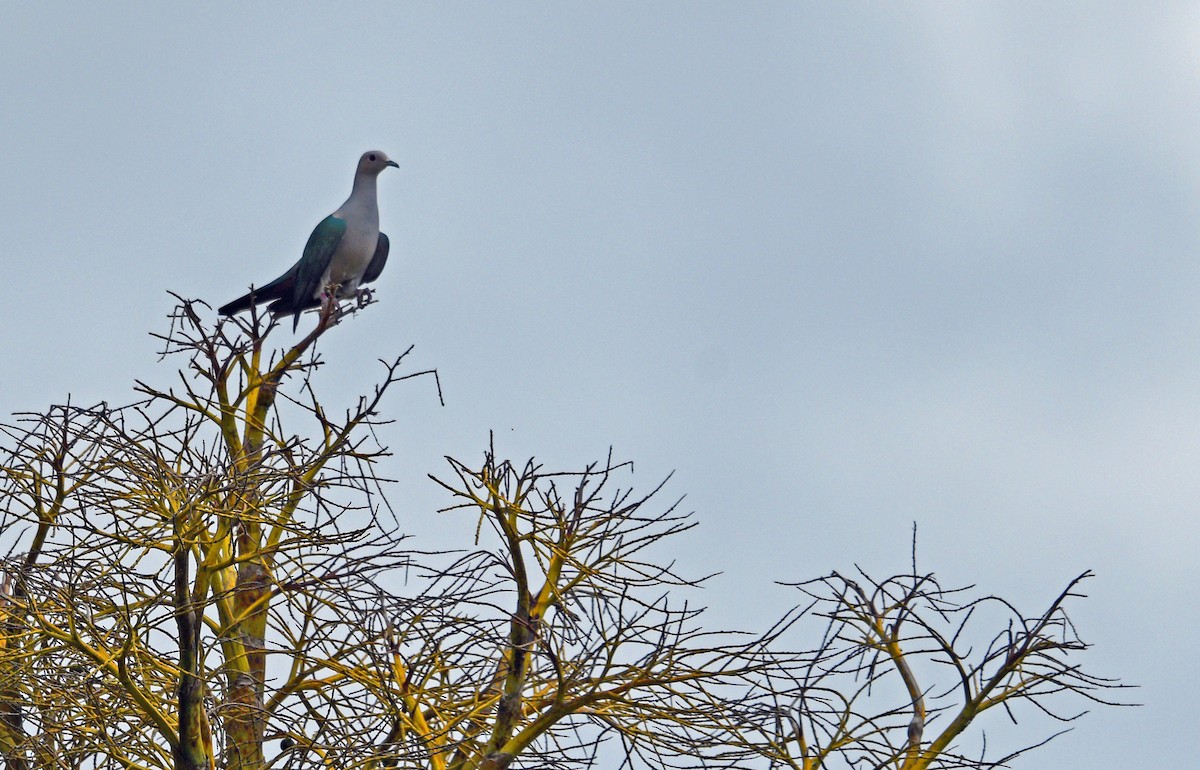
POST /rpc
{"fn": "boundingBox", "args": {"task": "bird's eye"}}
[369,154,377,161]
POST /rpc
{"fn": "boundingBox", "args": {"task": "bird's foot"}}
[316,291,348,329]
[354,286,376,310]
[311,286,374,330]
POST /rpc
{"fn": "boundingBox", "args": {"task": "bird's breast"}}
[321,220,378,293]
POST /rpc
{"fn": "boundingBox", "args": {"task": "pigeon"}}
[219,150,399,329]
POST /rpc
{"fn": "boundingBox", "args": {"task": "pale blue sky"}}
[3,4,1195,767]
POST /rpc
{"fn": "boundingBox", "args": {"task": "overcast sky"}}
[2,4,1194,767]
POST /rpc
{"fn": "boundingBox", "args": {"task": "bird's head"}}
[358,150,399,176]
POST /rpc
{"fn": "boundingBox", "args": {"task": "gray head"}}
[356,150,399,176]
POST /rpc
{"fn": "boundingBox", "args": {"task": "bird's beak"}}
[386,160,399,168]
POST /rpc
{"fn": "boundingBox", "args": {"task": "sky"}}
[1,3,1195,767]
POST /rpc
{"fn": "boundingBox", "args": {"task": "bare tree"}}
[0,299,432,770]
[0,301,1127,770]
[729,536,1132,770]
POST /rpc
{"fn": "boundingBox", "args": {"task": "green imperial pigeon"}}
[219,150,399,329]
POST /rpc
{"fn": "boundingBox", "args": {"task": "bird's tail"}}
[218,269,297,316]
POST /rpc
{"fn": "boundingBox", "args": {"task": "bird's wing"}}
[363,232,390,285]
[290,215,347,311]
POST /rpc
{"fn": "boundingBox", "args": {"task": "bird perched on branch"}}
[219,150,399,329]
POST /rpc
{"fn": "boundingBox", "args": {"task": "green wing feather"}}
[291,215,346,310]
